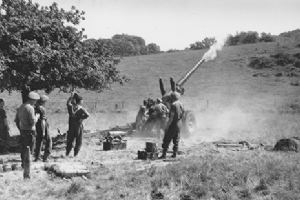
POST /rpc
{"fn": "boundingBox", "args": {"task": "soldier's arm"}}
[1,110,9,132]
[4,117,9,132]
[81,108,90,120]
[41,119,46,136]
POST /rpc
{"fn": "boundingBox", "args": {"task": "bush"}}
[248,56,274,69]
[293,53,300,59]
[295,61,300,68]
[167,49,180,53]
[239,31,259,44]
[279,29,300,41]
[227,31,274,46]
[270,53,295,66]
[147,43,160,54]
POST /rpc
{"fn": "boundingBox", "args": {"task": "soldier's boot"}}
[34,153,41,162]
[171,152,177,158]
[34,157,41,162]
[159,150,167,159]
[43,153,50,162]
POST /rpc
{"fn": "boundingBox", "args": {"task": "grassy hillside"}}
[1,40,300,143]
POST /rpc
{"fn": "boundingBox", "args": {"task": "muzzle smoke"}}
[202,38,226,62]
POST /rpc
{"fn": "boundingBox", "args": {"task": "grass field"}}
[1,39,300,199]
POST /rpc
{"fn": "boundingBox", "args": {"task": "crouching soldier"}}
[66,93,89,157]
[159,92,184,159]
[34,95,52,162]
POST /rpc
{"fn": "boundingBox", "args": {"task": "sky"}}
[30,0,300,50]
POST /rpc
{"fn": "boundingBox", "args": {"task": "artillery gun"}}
[135,59,205,137]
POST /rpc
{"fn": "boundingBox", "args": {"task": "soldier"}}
[15,92,40,167]
[34,95,52,162]
[66,93,89,157]
[152,98,169,138]
[159,92,184,159]
[0,98,10,153]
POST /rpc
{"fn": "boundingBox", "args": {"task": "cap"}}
[39,95,49,102]
[28,91,40,100]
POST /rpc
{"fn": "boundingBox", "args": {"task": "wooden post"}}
[23,146,31,179]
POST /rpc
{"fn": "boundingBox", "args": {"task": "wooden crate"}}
[103,140,127,151]
[137,151,158,160]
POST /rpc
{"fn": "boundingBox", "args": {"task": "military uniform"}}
[66,94,89,157]
[161,92,184,158]
[15,92,40,167]
[34,104,52,161]
[0,108,10,152]
[153,102,169,136]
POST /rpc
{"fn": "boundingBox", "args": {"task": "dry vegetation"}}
[1,40,300,199]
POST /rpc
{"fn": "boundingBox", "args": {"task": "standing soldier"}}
[15,92,40,167]
[159,92,184,159]
[0,99,10,153]
[34,95,52,162]
[66,93,89,157]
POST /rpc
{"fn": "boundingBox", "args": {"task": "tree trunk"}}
[21,85,31,103]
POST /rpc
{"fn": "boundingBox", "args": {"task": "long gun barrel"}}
[176,59,205,87]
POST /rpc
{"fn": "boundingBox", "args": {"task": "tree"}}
[0,0,125,102]
[239,31,259,44]
[259,32,275,42]
[226,34,240,46]
[190,37,216,50]
[190,41,205,50]
[111,34,148,56]
[112,37,136,56]
[226,31,261,46]
[201,37,216,48]
[146,43,160,54]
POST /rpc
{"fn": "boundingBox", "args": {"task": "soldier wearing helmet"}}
[159,91,184,159]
